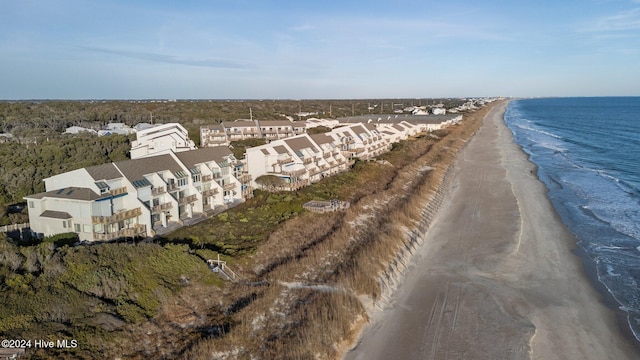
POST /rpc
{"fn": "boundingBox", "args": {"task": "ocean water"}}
[504,97,640,342]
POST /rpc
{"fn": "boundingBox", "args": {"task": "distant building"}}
[98,123,136,136]
[431,108,447,115]
[64,126,98,135]
[200,120,307,147]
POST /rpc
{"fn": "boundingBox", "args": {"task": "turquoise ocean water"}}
[505,97,640,342]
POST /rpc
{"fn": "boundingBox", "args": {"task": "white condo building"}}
[25,147,243,242]
[130,123,196,159]
[245,123,405,191]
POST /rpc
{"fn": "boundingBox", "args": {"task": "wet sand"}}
[345,102,639,359]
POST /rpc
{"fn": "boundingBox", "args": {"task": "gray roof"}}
[222,121,256,128]
[364,123,378,132]
[352,124,369,135]
[259,120,293,127]
[285,136,319,153]
[337,114,458,125]
[174,147,233,168]
[40,210,72,219]
[115,154,183,183]
[85,163,123,181]
[273,145,289,155]
[202,124,225,132]
[26,187,106,201]
[309,133,333,145]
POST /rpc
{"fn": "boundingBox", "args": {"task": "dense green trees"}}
[0,134,132,224]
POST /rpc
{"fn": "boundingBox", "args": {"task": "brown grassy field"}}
[177,103,497,359]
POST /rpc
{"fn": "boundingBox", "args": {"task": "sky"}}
[1,0,639,99]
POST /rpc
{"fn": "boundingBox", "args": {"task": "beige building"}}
[200,120,307,147]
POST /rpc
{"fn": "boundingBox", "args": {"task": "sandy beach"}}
[345,102,640,359]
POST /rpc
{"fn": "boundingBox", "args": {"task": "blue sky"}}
[1,0,639,99]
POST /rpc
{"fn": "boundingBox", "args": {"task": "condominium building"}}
[245,122,412,190]
[25,147,244,242]
[246,133,349,191]
[200,120,307,147]
[130,123,196,159]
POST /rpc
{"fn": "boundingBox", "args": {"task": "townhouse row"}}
[25,116,457,241]
[245,121,423,191]
[199,114,461,148]
[25,147,249,242]
[200,120,307,147]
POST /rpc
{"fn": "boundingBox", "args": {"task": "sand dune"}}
[345,102,639,359]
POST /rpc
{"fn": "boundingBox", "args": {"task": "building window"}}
[192,174,201,183]
[74,224,81,232]
[178,177,188,187]
[28,201,34,208]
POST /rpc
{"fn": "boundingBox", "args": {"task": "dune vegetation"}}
[0,100,496,359]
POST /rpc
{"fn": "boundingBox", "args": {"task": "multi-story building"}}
[200,120,307,147]
[25,147,243,242]
[200,124,229,147]
[130,123,196,159]
[326,123,391,160]
[245,133,350,191]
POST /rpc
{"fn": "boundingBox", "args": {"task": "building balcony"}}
[92,208,142,224]
[151,202,173,214]
[109,187,128,196]
[238,173,252,183]
[202,174,213,182]
[277,156,293,164]
[354,147,366,154]
[212,172,222,179]
[283,168,307,177]
[222,183,236,191]
[303,157,313,165]
[323,152,331,158]
[93,224,147,241]
[167,183,178,192]
[151,186,166,196]
[261,129,278,134]
[178,194,198,205]
[310,168,322,176]
[202,188,219,197]
[206,137,227,144]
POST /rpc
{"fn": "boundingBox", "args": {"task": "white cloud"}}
[581,7,640,32]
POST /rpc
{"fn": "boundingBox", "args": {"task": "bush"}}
[43,232,78,247]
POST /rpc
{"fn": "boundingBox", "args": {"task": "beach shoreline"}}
[344,101,640,359]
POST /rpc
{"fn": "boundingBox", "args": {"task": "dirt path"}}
[345,102,639,360]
